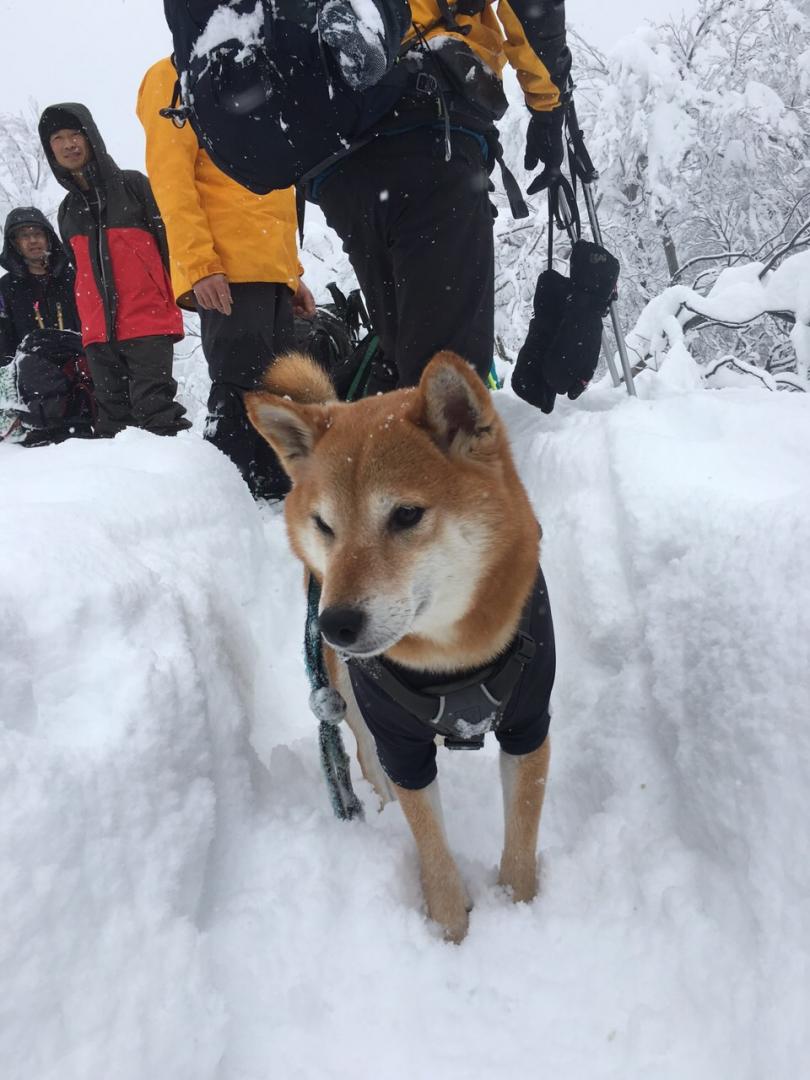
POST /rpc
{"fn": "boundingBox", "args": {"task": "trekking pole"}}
[553,182,623,388]
[565,95,637,397]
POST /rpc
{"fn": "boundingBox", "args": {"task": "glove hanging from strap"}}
[513,104,620,414]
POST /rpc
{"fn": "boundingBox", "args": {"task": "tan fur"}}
[325,645,394,806]
[259,350,336,403]
[246,351,550,942]
[396,783,471,944]
[499,739,550,901]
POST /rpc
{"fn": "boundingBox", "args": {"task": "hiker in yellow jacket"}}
[137,56,315,500]
[311,0,572,393]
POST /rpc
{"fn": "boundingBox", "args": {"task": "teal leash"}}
[299,343,500,818]
[299,333,375,822]
[304,573,364,821]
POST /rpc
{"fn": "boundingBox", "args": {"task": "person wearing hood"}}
[0,206,80,363]
[0,206,95,445]
[38,103,190,437]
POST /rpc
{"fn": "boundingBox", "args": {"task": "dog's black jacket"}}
[348,569,556,790]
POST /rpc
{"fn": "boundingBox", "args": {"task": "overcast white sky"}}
[0,0,699,168]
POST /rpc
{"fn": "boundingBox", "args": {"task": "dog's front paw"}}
[430,896,470,945]
[423,868,471,944]
[498,854,538,904]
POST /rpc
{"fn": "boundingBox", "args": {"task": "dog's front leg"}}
[498,738,551,903]
[395,780,470,943]
[325,648,394,807]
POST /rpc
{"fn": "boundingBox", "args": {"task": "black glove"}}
[513,241,620,414]
[547,240,619,402]
[512,269,569,414]
[524,107,565,194]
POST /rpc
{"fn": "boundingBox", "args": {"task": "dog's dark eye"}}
[313,514,334,538]
[389,505,425,532]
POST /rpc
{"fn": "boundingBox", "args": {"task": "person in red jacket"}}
[38,103,189,437]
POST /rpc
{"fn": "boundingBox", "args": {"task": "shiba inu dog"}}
[246,351,555,943]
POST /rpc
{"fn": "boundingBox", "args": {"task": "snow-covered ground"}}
[2,360,808,1080]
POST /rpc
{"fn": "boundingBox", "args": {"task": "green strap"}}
[304,574,364,821]
[346,334,380,402]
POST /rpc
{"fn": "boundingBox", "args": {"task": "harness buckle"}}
[515,631,536,666]
[444,733,486,751]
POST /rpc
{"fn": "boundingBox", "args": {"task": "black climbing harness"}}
[404,9,529,218]
[349,599,536,751]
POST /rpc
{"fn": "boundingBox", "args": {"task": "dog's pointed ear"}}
[244,393,329,480]
[415,351,498,458]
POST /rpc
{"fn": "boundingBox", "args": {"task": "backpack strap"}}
[295,183,306,244]
[159,78,191,129]
[489,138,529,220]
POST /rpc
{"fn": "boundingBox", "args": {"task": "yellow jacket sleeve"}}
[495,0,571,112]
[136,58,224,295]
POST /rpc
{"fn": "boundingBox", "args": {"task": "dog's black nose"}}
[319,606,367,648]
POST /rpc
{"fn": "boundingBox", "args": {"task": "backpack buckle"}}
[414,72,439,97]
[159,105,190,129]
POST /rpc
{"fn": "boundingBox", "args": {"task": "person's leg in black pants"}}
[86,336,190,436]
[199,282,294,498]
[83,340,133,436]
[317,126,495,390]
[124,335,190,435]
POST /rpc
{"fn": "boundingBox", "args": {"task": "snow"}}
[2,373,809,1078]
[624,250,810,380]
[1,0,807,1074]
[191,2,264,62]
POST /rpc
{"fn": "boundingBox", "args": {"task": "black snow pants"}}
[316,124,495,393]
[84,335,190,437]
[199,282,294,499]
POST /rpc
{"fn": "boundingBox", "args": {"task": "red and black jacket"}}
[38,103,183,348]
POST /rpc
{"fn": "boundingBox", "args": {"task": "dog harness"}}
[347,569,556,790]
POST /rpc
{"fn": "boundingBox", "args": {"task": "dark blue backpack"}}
[162,0,412,194]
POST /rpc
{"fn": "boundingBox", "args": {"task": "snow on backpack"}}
[162,0,412,194]
[12,329,96,438]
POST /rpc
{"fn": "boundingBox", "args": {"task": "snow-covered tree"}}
[582,0,810,370]
[0,103,61,232]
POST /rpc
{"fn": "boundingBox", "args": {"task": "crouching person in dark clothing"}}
[0,206,95,445]
[14,329,95,446]
[38,103,190,437]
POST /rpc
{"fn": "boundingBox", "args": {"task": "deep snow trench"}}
[1,378,808,1080]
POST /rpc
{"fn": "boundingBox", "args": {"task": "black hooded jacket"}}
[0,207,80,364]
[38,103,183,347]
